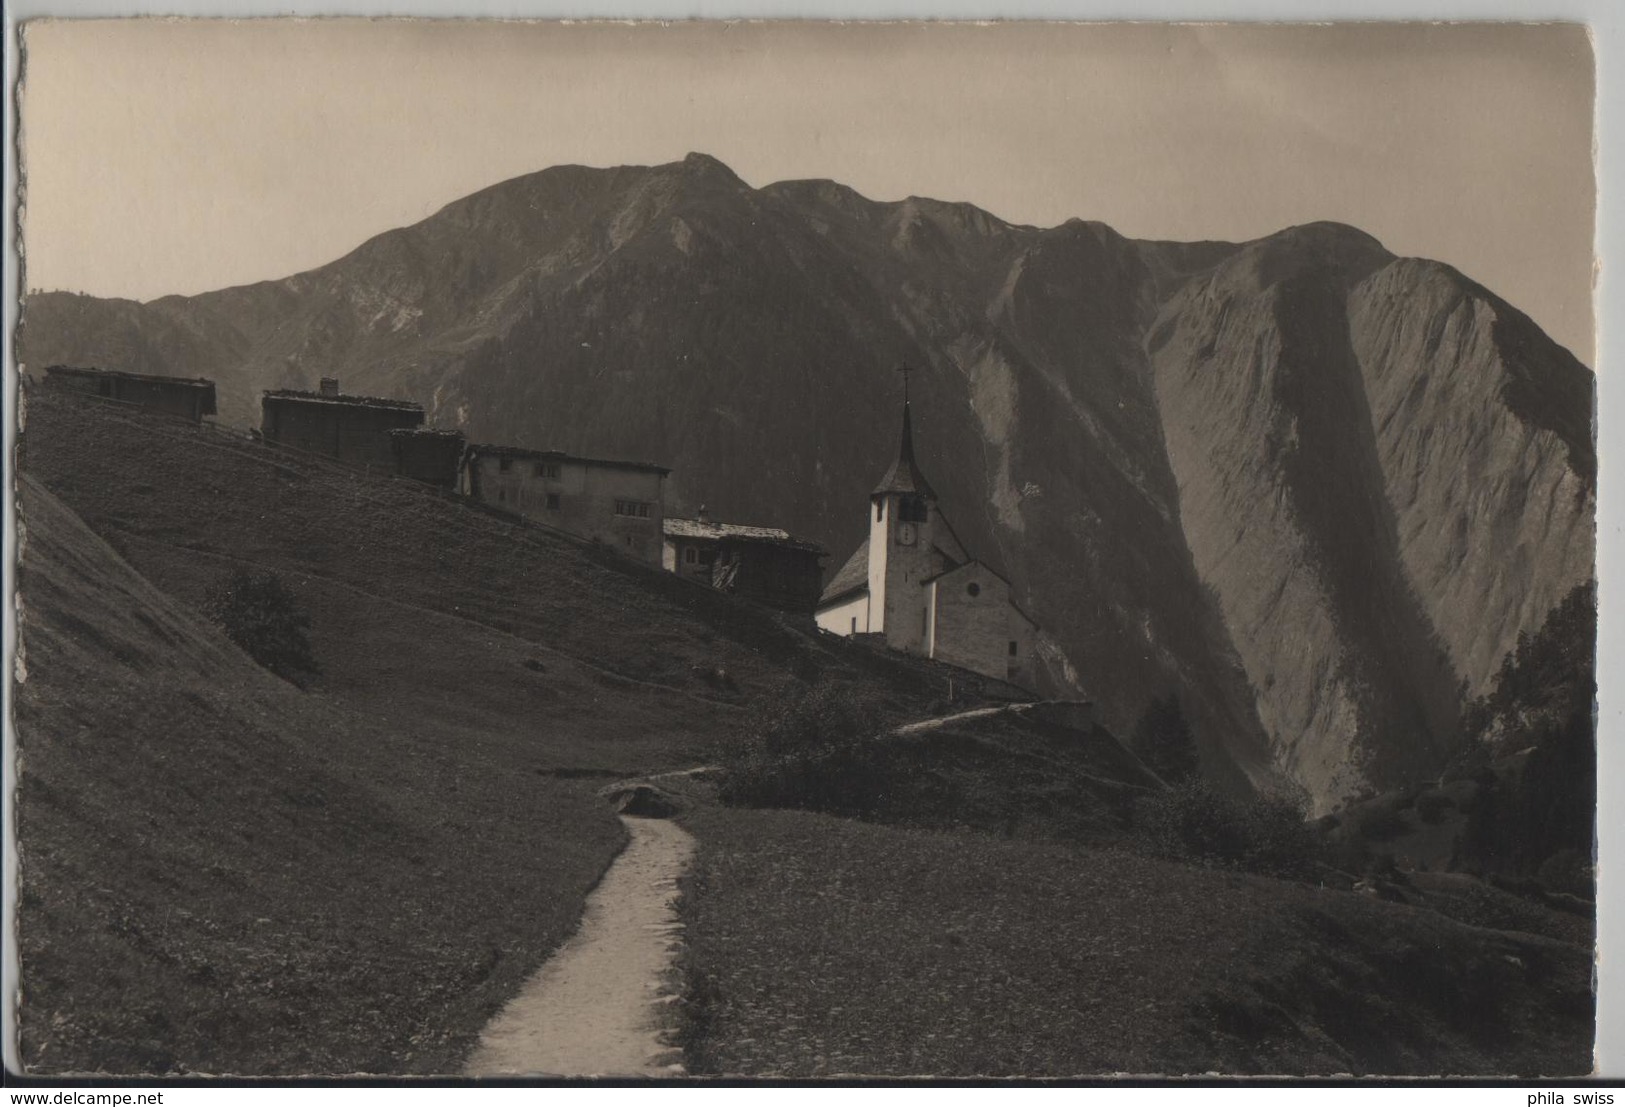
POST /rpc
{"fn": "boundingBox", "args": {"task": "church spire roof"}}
[872,400,937,499]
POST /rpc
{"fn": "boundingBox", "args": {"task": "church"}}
[815,399,1038,689]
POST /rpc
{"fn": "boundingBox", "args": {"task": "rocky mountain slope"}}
[19,153,1594,811]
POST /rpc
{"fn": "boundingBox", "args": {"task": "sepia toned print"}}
[10,19,1597,1077]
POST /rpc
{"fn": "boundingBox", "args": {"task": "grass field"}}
[10,392,966,1074]
[15,477,626,1073]
[676,806,1594,1077]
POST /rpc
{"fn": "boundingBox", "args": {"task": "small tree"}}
[206,569,320,685]
[1130,694,1200,783]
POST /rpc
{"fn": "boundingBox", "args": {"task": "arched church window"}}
[900,495,928,523]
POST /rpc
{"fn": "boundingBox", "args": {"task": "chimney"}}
[319,377,340,397]
[697,504,710,525]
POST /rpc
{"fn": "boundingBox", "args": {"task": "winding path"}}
[464,816,697,1078]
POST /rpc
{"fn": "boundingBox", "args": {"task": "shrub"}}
[1356,804,1410,842]
[1414,791,1455,825]
[717,681,893,817]
[1536,848,1594,899]
[205,569,320,685]
[1129,694,1200,783]
[1134,777,1320,880]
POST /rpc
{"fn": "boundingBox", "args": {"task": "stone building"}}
[461,443,670,566]
[662,509,826,614]
[389,427,466,490]
[44,365,217,422]
[815,401,1038,688]
[260,378,424,469]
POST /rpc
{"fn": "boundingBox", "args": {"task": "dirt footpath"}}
[464,816,697,1077]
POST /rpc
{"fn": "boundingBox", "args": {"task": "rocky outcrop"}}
[1346,260,1595,697]
[1148,227,1464,807]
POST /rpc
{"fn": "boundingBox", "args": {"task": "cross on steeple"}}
[898,363,914,407]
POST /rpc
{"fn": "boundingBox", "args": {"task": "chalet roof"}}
[46,364,215,389]
[467,441,671,476]
[818,537,871,608]
[664,517,825,554]
[872,402,937,500]
[262,388,423,412]
[388,427,466,440]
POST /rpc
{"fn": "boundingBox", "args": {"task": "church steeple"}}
[872,392,937,500]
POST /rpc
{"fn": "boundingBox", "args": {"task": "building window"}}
[684,547,698,565]
[535,461,561,479]
[967,582,981,597]
[1009,640,1019,657]
[851,617,857,633]
[615,500,651,518]
[900,495,928,523]
[497,488,507,504]
[546,493,561,510]
[875,501,884,523]
[498,456,513,472]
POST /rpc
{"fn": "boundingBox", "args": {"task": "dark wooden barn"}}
[43,365,217,422]
[662,511,827,614]
[389,427,466,490]
[260,378,424,470]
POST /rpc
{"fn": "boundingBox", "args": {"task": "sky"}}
[19,19,1596,364]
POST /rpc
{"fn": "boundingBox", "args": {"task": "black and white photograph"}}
[4,16,1603,1080]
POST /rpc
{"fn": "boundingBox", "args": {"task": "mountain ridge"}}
[19,153,1594,811]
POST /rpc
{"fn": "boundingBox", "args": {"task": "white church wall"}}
[866,499,890,633]
[816,593,870,636]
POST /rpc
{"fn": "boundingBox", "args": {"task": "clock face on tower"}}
[897,522,917,546]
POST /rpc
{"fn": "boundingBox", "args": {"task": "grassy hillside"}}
[711,692,1162,844]
[676,807,1594,1077]
[13,390,975,1075]
[861,709,1160,842]
[19,389,967,769]
[15,476,624,1074]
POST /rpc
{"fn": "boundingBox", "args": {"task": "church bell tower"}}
[867,385,939,655]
